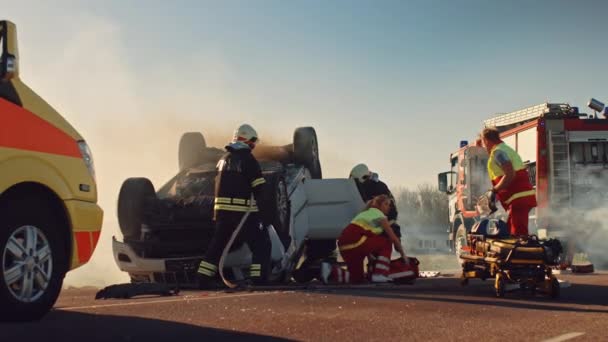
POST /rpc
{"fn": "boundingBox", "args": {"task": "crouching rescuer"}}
[481,127,537,237]
[197,124,272,288]
[323,195,407,284]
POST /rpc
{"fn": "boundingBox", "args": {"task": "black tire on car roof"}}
[118,177,156,240]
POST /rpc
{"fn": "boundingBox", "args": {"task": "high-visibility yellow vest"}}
[487,142,536,206]
[350,208,386,235]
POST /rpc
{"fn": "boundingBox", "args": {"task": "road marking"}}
[57,292,270,311]
[541,332,585,342]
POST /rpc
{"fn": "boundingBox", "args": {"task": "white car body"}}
[112,177,365,284]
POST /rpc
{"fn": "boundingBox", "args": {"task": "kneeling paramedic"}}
[481,127,537,237]
[197,124,272,287]
[323,195,407,284]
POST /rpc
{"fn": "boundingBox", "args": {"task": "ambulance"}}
[0,20,103,321]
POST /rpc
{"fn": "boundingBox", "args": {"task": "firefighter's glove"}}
[484,189,498,214]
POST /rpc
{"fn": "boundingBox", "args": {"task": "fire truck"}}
[438,101,608,269]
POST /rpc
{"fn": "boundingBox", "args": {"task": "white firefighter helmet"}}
[349,163,371,182]
[232,124,259,146]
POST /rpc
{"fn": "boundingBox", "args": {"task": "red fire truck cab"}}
[439,101,608,269]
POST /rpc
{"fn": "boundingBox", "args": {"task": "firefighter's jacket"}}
[213,143,272,224]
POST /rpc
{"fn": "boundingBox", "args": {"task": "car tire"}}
[293,127,322,179]
[118,178,156,240]
[0,197,68,322]
[178,132,207,171]
[266,173,291,248]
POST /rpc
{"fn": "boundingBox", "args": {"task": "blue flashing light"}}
[460,140,468,148]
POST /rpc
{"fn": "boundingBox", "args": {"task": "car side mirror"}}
[0,21,19,81]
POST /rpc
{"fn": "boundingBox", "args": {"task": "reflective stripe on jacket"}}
[487,142,536,207]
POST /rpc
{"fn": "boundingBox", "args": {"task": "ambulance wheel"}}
[293,127,322,179]
[0,197,68,321]
[495,273,506,298]
[118,178,156,240]
[178,132,206,171]
[549,277,560,299]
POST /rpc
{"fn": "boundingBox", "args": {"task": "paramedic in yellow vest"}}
[328,195,406,284]
[481,127,537,237]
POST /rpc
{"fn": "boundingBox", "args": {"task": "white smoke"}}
[5,7,356,287]
[540,160,608,269]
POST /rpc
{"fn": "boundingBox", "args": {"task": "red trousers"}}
[506,197,536,236]
[337,224,392,283]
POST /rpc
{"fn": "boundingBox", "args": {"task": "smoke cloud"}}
[6,10,356,287]
[539,160,608,270]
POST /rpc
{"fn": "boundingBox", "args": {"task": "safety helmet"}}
[349,163,371,183]
[232,124,259,147]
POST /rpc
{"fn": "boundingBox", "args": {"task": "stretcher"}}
[459,218,563,298]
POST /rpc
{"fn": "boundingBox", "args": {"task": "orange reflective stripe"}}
[0,98,80,157]
[74,232,92,264]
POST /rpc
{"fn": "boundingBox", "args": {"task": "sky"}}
[4,0,608,285]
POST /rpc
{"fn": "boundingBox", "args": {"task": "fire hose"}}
[217,195,255,289]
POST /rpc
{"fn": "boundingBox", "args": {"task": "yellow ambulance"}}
[0,20,103,321]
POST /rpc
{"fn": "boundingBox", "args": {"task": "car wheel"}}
[178,132,207,171]
[293,127,322,179]
[0,199,67,321]
[118,178,156,240]
[266,174,291,248]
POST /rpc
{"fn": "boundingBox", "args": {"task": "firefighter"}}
[349,163,401,238]
[323,195,407,284]
[480,127,537,237]
[197,124,272,288]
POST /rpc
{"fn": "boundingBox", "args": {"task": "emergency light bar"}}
[588,98,605,113]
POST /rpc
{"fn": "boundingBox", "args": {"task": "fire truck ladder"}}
[483,103,571,128]
[549,131,572,207]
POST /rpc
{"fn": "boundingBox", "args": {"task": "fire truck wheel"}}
[178,132,207,171]
[0,197,68,322]
[454,224,468,266]
[118,177,156,240]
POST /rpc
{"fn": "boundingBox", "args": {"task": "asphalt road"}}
[2,272,607,342]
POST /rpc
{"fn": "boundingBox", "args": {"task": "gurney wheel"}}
[548,276,560,299]
[495,273,506,298]
[460,278,469,287]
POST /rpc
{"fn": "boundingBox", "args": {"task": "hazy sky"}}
[6,0,608,188]
[5,1,608,285]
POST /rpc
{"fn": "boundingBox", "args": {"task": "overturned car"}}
[112,127,365,287]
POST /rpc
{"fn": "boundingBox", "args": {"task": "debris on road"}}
[95,283,180,300]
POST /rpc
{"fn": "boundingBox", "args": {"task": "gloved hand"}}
[485,189,498,214]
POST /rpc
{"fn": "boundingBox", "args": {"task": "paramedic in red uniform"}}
[324,195,406,284]
[481,127,537,237]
